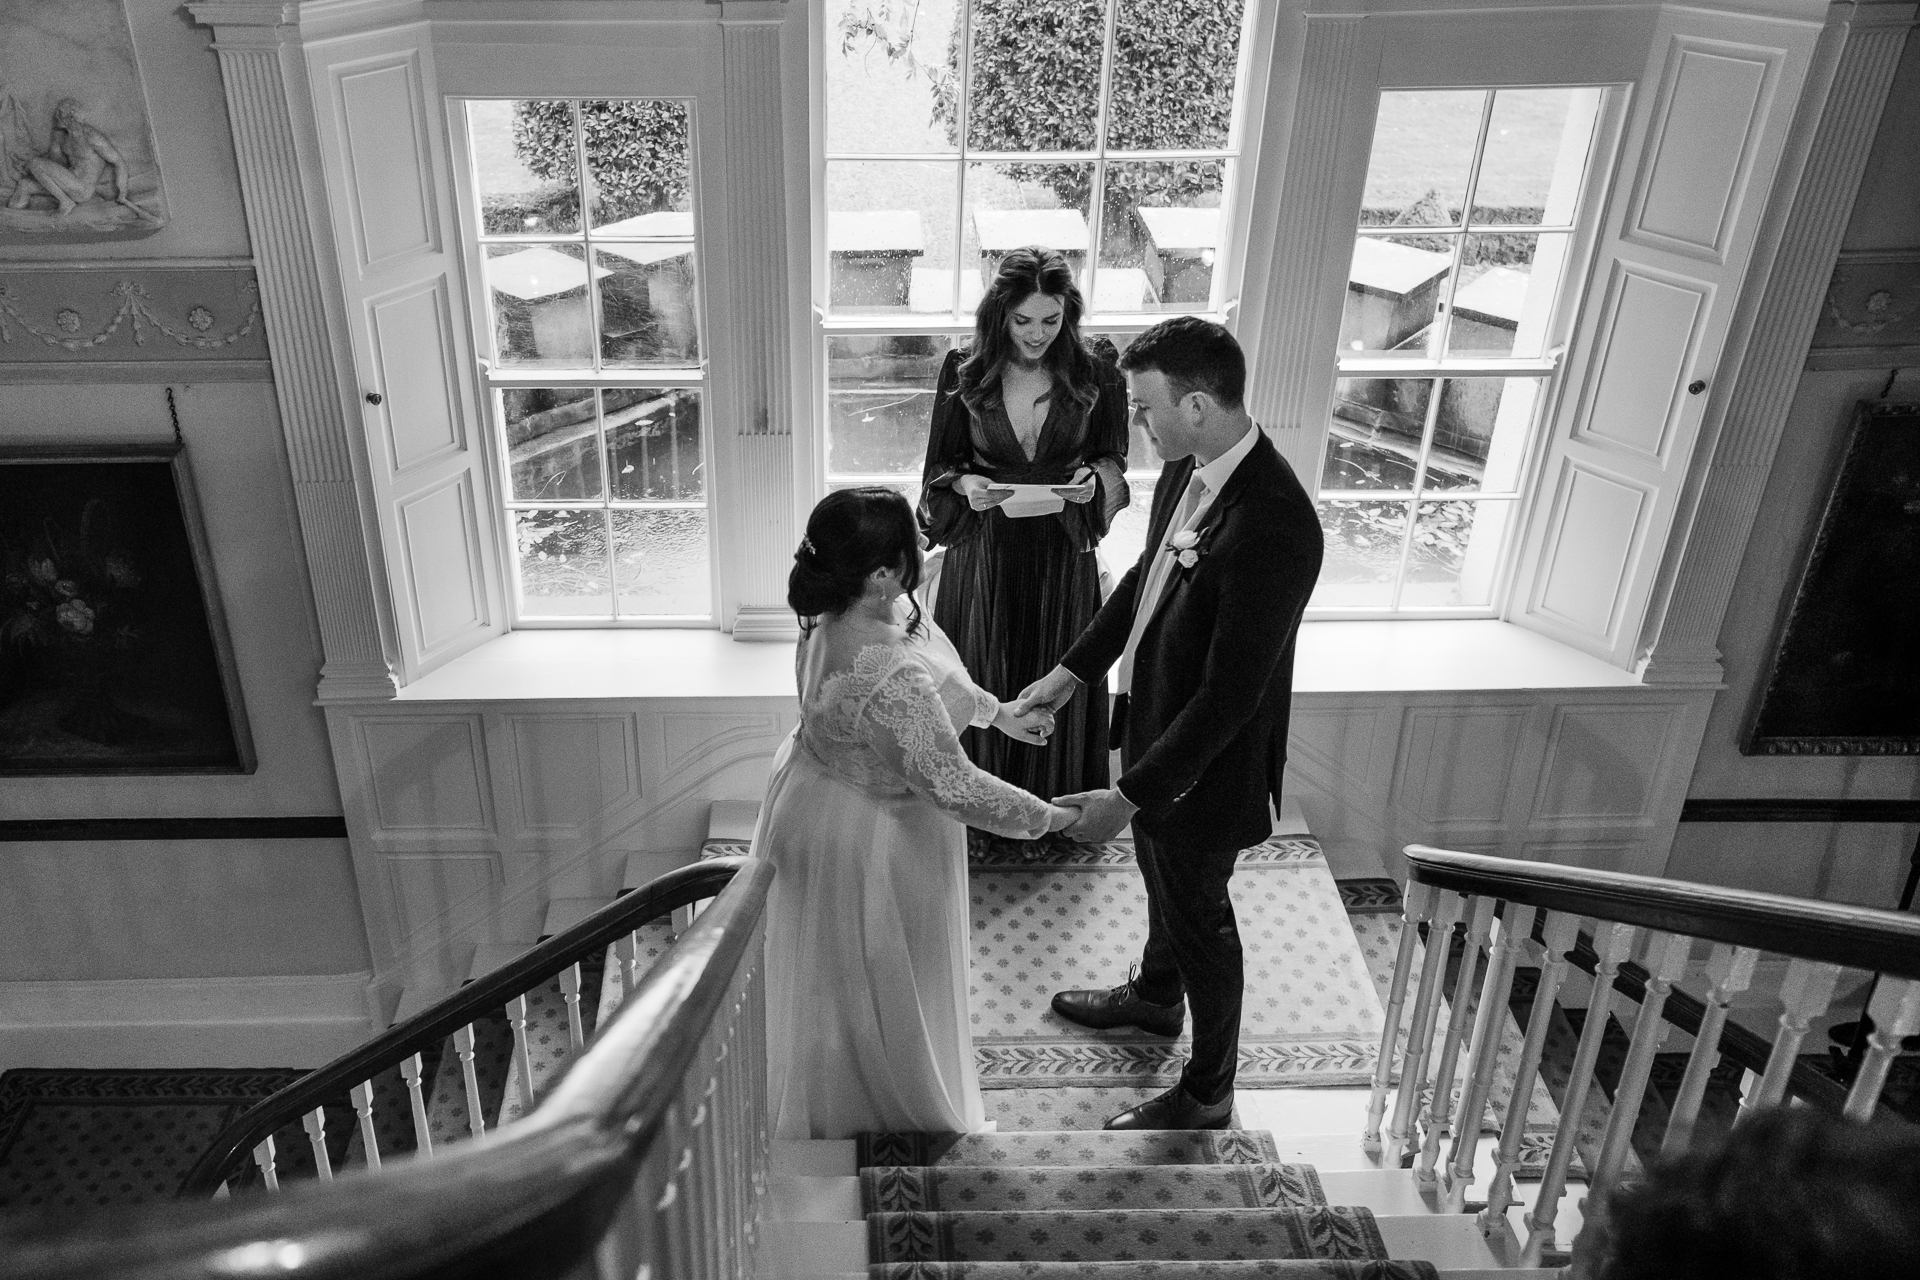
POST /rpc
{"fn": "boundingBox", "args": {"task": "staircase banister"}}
[5,856,775,1280]
[1402,845,1920,981]
[178,855,754,1199]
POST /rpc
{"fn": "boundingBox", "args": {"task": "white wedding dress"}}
[756,603,1053,1139]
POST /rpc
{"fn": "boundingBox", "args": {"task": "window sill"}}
[390,618,1645,703]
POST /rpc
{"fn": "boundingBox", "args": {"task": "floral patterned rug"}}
[967,838,1383,1091]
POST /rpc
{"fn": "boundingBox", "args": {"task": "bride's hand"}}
[994,702,1055,745]
[1045,803,1081,833]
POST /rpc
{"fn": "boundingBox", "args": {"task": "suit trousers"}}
[1127,830,1244,1105]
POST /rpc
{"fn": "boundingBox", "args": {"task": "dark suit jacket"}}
[1060,429,1322,853]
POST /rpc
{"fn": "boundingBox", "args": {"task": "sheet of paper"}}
[991,483,1067,518]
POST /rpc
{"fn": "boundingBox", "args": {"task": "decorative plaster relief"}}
[1812,251,1920,351]
[0,1,169,240]
[0,268,265,366]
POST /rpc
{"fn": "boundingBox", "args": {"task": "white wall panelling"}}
[329,697,796,1002]
[1642,4,1916,683]
[1287,686,1714,880]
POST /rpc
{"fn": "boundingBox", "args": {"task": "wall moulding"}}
[0,268,267,370]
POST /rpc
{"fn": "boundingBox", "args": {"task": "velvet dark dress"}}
[918,343,1131,799]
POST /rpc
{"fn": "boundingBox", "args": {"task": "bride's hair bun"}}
[789,488,925,634]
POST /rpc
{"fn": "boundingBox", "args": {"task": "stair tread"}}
[859,1162,1327,1213]
[864,1265,1438,1280]
[856,1129,1283,1168]
[867,1204,1390,1265]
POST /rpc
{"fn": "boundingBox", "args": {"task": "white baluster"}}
[1523,920,1637,1266]
[561,962,586,1051]
[350,1079,381,1172]
[1662,943,1759,1156]
[454,1023,487,1142]
[617,932,639,997]
[507,993,535,1110]
[1388,889,1464,1166]
[1481,909,1579,1234]
[400,1051,433,1158]
[303,1106,333,1182]
[1745,958,1843,1114]
[1592,931,1692,1193]
[1844,976,1920,1123]
[1448,902,1537,1209]
[1365,880,1433,1155]
[253,1135,279,1192]
[1418,895,1496,1185]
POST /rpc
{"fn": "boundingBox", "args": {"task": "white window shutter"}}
[1510,8,1819,668]
[305,24,504,683]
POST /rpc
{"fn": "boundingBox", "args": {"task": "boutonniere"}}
[1165,527,1212,571]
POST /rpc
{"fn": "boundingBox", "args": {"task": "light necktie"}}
[1114,474,1207,696]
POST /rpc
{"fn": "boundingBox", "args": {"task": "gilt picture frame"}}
[0,443,254,773]
[1745,401,1920,755]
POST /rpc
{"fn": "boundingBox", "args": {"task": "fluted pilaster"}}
[1641,5,1912,684]
[191,2,398,698]
[1247,13,1366,475]
[720,7,800,640]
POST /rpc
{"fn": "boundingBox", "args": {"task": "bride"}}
[756,488,1078,1138]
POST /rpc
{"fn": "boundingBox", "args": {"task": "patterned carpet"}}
[0,1069,308,1210]
[968,838,1382,1092]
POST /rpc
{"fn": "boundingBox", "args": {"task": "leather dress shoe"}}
[1051,972,1185,1037]
[1104,1084,1234,1131]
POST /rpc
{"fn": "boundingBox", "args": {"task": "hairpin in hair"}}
[798,535,817,558]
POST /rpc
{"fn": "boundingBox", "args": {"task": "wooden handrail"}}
[176,856,753,1198]
[1404,845,1920,981]
[0,856,774,1280]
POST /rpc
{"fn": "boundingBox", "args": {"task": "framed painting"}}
[1746,401,1920,755]
[0,444,254,773]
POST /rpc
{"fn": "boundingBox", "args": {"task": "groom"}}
[1015,316,1322,1130]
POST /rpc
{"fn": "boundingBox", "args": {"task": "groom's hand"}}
[1012,664,1081,717]
[1054,788,1137,843]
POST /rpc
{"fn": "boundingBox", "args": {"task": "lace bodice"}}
[795,612,1053,840]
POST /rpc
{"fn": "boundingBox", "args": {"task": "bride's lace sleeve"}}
[860,656,1052,839]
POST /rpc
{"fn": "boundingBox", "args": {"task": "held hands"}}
[955,474,1014,511]
[994,701,1056,746]
[1045,802,1082,833]
[1052,788,1138,843]
[1051,467,1098,505]
[1011,664,1081,718]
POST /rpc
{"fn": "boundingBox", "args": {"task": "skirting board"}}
[0,972,378,1072]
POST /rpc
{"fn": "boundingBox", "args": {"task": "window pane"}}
[613,509,711,617]
[964,161,1094,288]
[966,0,1107,153]
[1098,161,1226,313]
[1472,89,1599,226]
[470,100,581,236]
[1102,499,1153,582]
[486,244,593,367]
[503,387,602,501]
[1447,233,1567,358]
[595,246,700,367]
[1341,235,1452,357]
[606,389,704,501]
[1423,378,1543,494]
[826,335,953,478]
[828,161,960,316]
[580,100,691,231]
[515,508,612,617]
[824,0,960,155]
[1108,0,1244,150]
[1312,499,1408,608]
[1361,90,1485,228]
[1400,498,1514,608]
[1324,376,1431,492]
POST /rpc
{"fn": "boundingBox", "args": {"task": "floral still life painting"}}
[0,447,251,773]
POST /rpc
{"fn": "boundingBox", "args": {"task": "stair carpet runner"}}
[854,1129,1436,1278]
